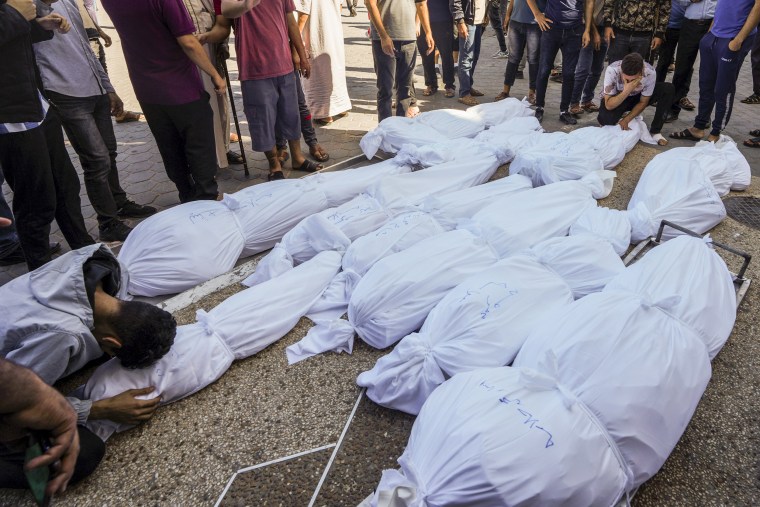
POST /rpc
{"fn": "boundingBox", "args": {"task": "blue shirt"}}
[680,0,716,21]
[544,0,584,29]
[668,0,686,29]
[511,0,546,24]
[711,0,758,38]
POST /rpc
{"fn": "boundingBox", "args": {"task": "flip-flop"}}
[749,129,760,137]
[309,145,330,162]
[267,170,285,181]
[295,158,323,173]
[669,128,704,141]
[743,137,760,148]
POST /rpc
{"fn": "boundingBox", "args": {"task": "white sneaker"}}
[492,50,508,59]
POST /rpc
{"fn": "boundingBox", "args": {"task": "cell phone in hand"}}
[24,432,53,507]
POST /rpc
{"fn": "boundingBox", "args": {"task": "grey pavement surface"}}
[1,7,760,507]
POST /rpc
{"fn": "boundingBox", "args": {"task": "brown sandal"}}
[582,101,599,112]
[569,103,583,115]
[422,86,438,96]
[494,91,510,102]
[444,88,455,98]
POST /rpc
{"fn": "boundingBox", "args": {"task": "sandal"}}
[678,97,696,111]
[582,101,599,112]
[268,170,285,181]
[309,144,330,162]
[469,88,484,97]
[569,103,583,115]
[749,129,760,137]
[294,158,323,173]
[458,95,479,106]
[115,111,141,123]
[315,117,334,126]
[743,137,760,148]
[422,86,438,96]
[669,128,704,141]
[444,88,455,98]
[741,93,760,104]
[494,91,510,102]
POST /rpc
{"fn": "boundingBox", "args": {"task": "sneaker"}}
[515,70,525,79]
[99,219,133,242]
[492,50,508,59]
[559,111,577,125]
[534,107,544,123]
[117,200,157,218]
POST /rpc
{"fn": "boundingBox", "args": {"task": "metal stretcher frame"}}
[622,221,752,308]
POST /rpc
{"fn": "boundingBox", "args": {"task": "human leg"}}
[656,27,680,82]
[597,94,640,126]
[692,33,718,133]
[581,26,608,105]
[571,41,594,107]
[418,26,438,92]
[535,27,562,110]
[395,40,419,116]
[0,169,20,259]
[648,82,675,134]
[432,21,456,91]
[175,95,219,200]
[670,20,709,113]
[458,24,479,98]
[709,35,754,137]
[489,1,507,53]
[501,21,527,95]
[372,39,396,121]
[142,102,195,202]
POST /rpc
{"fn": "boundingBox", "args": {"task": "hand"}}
[593,31,601,51]
[457,21,468,39]
[623,76,642,94]
[425,32,435,55]
[651,36,663,50]
[604,26,614,45]
[502,15,510,31]
[213,73,227,95]
[6,0,36,21]
[108,92,124,117]
[91,387,161,425]
[728,38,742,51]
[534,12,552,31]
[380,35,395,56]
[99,29,112,47]
[299,55,311,78]
[415,22,421,38]
[0,218,11,227]
[582,30,591,48]
[37,13,71,33]
[619,116,631,131]
[197,32,209,45]
[291,49,301,71]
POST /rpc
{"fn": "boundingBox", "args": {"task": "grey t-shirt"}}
[370,0,425,41]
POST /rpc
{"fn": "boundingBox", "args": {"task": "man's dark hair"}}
[621,53,644,76]
[109,300,176,369]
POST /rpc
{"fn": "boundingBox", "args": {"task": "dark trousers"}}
[535,24,583,111]
[504,20,541,89]
[751,30,760,95]
[655,27,680,83]
[694,33,755,136]
[46,91,128,226]
[0,426,105,489]
[372,39,417,122]
[598,82,675,134]
[0,168,20,257]
[0,110,94,270]
[607,29,653,64]
[418,21,456,90]
[276,71,317,149]
[141,94,219,203]
[670,19,711,112]
[488,1,507,52]
[571,24,608,104]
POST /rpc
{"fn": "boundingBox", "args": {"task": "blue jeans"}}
[504,20,541,89]
[372,39,418,121]
[45,92,128,226]
[571,25,608,104]
[695,32,755,136]
[0,167,20,257]
[535,24,583,111]
[458,24,484,97]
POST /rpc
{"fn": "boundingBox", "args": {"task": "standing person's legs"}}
[418,26,438,93]
[581,26,609,106]
[142,102,196,203]
[174,94,220,200]
[471,25,484,83]
[0,128,56,270]
[501,20,527,96]
[709,35,754,137]
[458,24,479,99]
[535,26,562,116]
[45,92,122,229]
[243,77,284,177]
[656,27,680,82]
[42,109,95,250]
[691,33,719,134]
[525,24,541,94]
[742,27,760,101]
[558,27,583,119]
[570,39,595,109]
[431,21,456,92]
[648,82,675,134]
[275,73,317,171]
[372,39,396,122]
[629,32,653,62]
[606,30,629,65]
[488,1,507,53]
[395,40,418,117]
[294,73,327,161]
[670,20,710,115]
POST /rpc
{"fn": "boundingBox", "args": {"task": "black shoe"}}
[99,219,133,242]
[515,70,525,79]
[0,245,25,266]
[117,200,157,218]
[663,110,679,123]
[534,107,544,123]
[49,241,61,255]
[226,150,244,165]
[559,111,577,125]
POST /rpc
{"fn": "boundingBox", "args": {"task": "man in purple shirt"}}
[100,0,225,202]
[671,0,760,142]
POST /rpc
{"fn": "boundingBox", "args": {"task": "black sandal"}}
[295,159,323,173]
[669,128,704,141]
[267,170,285,181]
[741,94,760,104]
[749,129,760,137]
